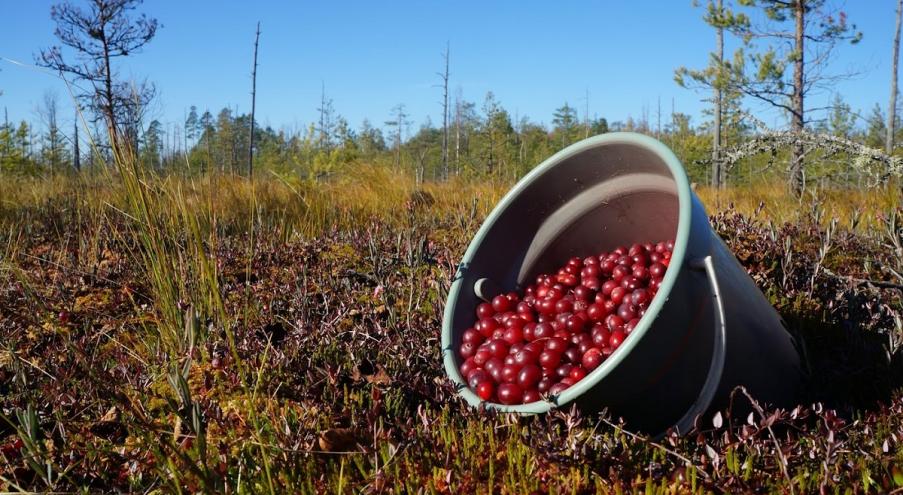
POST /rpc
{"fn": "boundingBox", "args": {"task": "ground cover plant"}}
[1,164,902,493]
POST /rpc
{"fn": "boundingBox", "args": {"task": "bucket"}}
[441,132,803,434]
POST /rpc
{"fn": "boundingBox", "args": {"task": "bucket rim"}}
[441,131,694,414]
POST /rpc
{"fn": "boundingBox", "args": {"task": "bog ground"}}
[1,170,903,493]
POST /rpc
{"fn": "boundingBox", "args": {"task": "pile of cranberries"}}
[457,240,674,405]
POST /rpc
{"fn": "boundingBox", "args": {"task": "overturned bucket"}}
[441,132,803,434]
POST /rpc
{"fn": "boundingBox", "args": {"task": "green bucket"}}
[441,132,803,434]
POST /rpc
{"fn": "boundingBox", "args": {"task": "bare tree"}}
[37,0,158,155]
[889,0,903,155]
[384,104,409,169]
[73,108,80,171]
[248,21,260,178]
[437,42,450,180]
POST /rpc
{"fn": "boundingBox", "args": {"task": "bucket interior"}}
[447,139,684,383]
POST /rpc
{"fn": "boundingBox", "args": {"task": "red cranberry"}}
[610,286,627,305]
[497,383,523,405]
[462,328,484,345]
[538,350,562,369]
[476,303,494,319]
[582,348,604,370]
[468,370,489,388]
[609,330,626,349]
[649,263,666,278]
[563,346,582,364]
[522,389,541,403]
[459,342,477,359]
[476,381,494,400]
[460,358,477,378]
[569,366,587,381]
[537,376,554,392]
[549,383,569,395]
[517,364,542,388]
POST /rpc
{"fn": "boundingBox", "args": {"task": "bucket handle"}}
[673,255,727,434]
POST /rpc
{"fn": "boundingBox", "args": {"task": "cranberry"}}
[497,383,523,405]
[545,337,568,353]
[522,389,541,403]
[617,303,637,321]
[537,376,554,392]
[563,346,582,364]
[554,298,573,314]
[591,325,611,347]
[501,364,519,383]
[569,366,587,381]
[503,326,523,345]
[476,302,494,319]
[476,381,494,400]
[517,365,542,388]
[606,314,625,332]
[468,370,489,388]
[549,383,569,395]
[460,358,477,378]
[601,280,618,296]
[586,303,606,321]
[478,317,499,337]
[514,349,537,366]
[473,348,492,366]
[625,318,640,333]
[533,322,554,340]
[462,328,484,345]
[565,314,586,333]
[609,330,627,349]
[582,348,604,370]
[610,286,627,304]
[487,339,509,359]
[632,265,649,281]
[631,289,650,306]
[538,350,562,369]
[649,262,666,278]
[459,342,477,359]
[556,363,574,378]
[612,265,630,281]
[572,285,592,301]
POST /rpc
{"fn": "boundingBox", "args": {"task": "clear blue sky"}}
[0,1,896,138]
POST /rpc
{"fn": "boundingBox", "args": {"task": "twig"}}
[821,267,903,291]
[737,387,794,494]
[597,416,711,480]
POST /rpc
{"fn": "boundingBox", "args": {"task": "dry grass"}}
[1,165,902,493]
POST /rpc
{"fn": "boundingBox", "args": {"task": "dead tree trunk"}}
[888,0,902,155]
[440,42,450,180]
[73,109,80,171]
[249,21,261,178]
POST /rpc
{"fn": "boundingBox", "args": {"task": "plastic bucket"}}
[441,132,803,434]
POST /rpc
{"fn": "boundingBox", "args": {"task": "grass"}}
[1,163,902,493]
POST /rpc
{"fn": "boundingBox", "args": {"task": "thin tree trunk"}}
[888,0,902,155]
[440,42,450,180]
[713,0,724,189]
[249,21,260,178]
[73,109,80,171]
[790,0,806,196]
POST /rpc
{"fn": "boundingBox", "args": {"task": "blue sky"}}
[0,1,896,138]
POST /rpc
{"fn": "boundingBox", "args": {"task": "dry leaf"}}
[318,428,359,452]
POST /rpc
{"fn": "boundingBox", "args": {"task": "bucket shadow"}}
[786,313,903,415]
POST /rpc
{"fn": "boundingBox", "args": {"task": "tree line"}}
[3,0,903,193]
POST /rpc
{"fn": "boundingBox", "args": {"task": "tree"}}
[140,119,162,168]
[437,42,450,179]
[248,21,260,178]
[317,83,336,153]
[37,91,68,173]
[37,0,159,155]
[385,104,409,168]
[721,0,861,195]
[866,103,887,149]
[552,102,579,147]
[675,0,746,188]
[184,106,199,146]
[357,119,386,156]
[823,93,856,138]
[889,0,903,154]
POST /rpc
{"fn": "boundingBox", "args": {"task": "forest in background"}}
[1,0,902,192]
